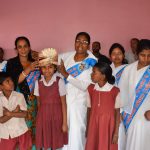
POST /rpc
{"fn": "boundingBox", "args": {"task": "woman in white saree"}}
[109,43,128,150]
[109,43,128,86]
[59,32,97,150]
[118,39,150,150]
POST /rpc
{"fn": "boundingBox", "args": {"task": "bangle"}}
[22,71,27,77]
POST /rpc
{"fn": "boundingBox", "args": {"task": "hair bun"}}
[108,75,115,85]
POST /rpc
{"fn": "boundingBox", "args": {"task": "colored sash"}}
[115,66,126,85]
[122,66,150,131]
[65,58,97,83]
[26,70,40,92]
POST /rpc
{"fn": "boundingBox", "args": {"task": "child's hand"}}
[3,107,12,117]
[112,133,118,144]
[62,123,68,133]
[145,110,150,121]
[13,105,20,112]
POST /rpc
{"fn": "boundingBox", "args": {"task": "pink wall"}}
[0,0,150,59]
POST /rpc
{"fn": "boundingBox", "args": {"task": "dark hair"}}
[15,36,33,61]
[109,43,127,64]
[131,38,140,43]
[75,32,90,44]
[0,72,11,84]
[136,39,150,55]
[93,41,101,47]
[53,64,57,73]
[94,62,115,84]
[109,43,125,56]
[15,36,30,48]
[0,47,4,54]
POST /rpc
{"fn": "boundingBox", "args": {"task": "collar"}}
[40,74,57,86]
[94,82,113,91]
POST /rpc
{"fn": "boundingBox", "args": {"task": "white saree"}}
[118,61,150,150]
[60,51,97,150]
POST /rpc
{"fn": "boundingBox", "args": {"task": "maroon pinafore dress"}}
[36,77,68,150]
[86,85,119,150]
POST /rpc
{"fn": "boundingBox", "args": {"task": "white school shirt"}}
[0,91,28,139]
[87,82,122,108]
[34,74,67,96]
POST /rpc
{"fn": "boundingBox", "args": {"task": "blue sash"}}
[65,58,97,83]
[115,66,126,85]
[122,66,150,131]
[26,70,40,92]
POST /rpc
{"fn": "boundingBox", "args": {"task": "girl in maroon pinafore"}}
[34,64,68,150]
[85,62,120,150]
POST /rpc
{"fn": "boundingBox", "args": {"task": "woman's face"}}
[110,48,124,66]
[91,67,105,83]
[75,35,90,54]
[16,39,30,58]
[138,49,150,68]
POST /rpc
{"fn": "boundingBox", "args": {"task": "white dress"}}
[118,61,150,150]
[60,51,97,150]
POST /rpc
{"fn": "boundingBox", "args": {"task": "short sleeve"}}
[58,78,67,96]
[18,93,27,111]
[34,80,39,96]
[115,92,123,109]
[87,91,91,107]
[87,84,95,108]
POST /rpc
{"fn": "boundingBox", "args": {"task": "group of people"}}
[0,32,149,150]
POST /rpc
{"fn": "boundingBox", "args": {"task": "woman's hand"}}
[31,50,39,60]
[29,61,39,71]
[25,61,39,74]
[145,110,150,121]
[58,60,69,78]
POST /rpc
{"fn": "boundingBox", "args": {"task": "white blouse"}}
[34,73,67,97]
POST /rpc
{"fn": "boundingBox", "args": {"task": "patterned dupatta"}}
[65,58,97,83]
[26,70,40,92]
[122,66,150,132]
[115,65,127,85]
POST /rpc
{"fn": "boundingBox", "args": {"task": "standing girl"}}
[85,62,121,150]
[109,43,128,86]
[6,36,40,149]
[34,48,68,150]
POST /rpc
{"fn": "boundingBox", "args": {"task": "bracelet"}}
[22,71,27,77]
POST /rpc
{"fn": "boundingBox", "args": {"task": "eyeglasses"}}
[75,39,89,45]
